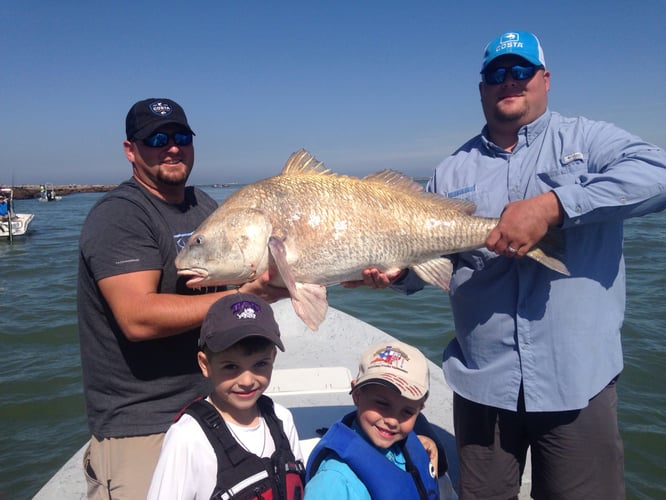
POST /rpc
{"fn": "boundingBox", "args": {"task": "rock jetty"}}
[8,184,117,200]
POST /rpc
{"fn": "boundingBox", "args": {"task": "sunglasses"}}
[483,64,542,85]
[142,132,193,148]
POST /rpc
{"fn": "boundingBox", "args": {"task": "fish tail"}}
[525,247,570,276]
[527,227,570,276]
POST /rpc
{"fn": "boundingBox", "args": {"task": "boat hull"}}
[0,213,34,238]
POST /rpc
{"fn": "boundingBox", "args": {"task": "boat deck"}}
[33,301,532,499]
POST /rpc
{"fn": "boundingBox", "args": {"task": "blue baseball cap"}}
[481,31,546,71]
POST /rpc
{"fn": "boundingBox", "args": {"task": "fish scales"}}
[217,174,493,285]
[176,149,568,330]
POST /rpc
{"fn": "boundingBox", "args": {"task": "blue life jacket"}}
[306,412,439,499]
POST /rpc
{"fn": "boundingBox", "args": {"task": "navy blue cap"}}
[199,293,284,353]
[125,98,195,140]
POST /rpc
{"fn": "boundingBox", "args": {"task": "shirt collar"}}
[482,109,551,153]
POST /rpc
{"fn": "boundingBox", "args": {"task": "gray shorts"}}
[453,379,625,500]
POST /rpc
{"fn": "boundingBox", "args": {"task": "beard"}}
[158,174,187,186]
[156,165,190,186]
[493,101,529,124]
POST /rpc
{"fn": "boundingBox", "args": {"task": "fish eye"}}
[193,234,205,246]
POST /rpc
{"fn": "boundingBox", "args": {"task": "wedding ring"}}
[507,246,517,254]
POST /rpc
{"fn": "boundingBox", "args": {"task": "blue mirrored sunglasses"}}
[142,132,193,148]
[483,64,541,85]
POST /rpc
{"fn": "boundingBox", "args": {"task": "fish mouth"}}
[177,268,209,288]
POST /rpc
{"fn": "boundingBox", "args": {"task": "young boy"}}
[305,341,441,499]
[147,293,305,499]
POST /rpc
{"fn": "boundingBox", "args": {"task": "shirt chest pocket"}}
[537,151,589,188]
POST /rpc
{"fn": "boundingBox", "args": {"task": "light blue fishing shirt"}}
[398,110,666,412]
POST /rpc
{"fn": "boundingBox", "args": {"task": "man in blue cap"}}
[349,31,666,498]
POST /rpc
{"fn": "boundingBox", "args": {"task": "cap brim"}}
[351,378,427,401]
[132,120,195,140]
[482,54,543,72]
[352,378,400,395]
[203,325,284,353]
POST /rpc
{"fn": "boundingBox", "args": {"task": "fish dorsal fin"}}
[437,196,477,215]
[363,169,477,215]
[282,149,331,176]
[363,170,424,194]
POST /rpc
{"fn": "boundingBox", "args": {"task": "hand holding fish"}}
[237,269,292,303]
[341,268,404,289]
[486,192,564,258]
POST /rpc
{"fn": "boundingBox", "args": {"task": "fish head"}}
[175,207,273,287]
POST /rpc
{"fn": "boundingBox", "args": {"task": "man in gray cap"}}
[78,98,288,499]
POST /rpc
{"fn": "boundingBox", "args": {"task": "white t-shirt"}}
[147,400,303,500]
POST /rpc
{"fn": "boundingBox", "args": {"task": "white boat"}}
[33,301,532,499]
[0,188,35,240]
[38,183,62,202]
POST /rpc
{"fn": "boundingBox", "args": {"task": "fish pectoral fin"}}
[412,258,453,291]
[291,283,328,331]
[268,235,328,330]
[268,236,297,294]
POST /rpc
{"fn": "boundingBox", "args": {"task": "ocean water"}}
[0,187,664,499]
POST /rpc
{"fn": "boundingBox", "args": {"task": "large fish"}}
[176,149,568,330]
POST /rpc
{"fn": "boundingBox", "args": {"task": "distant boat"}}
[0,188,35,241]
[211,182,238,188]
[38,183,62,202]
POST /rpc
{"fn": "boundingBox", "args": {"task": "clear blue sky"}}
[3,1,665,186]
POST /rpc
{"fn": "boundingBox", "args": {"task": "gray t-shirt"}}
[78,178,221,438]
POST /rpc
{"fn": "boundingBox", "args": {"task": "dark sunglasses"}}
[483,64,542,85]
[142,132,193,148]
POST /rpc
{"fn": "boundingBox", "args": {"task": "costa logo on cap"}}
[149,101,174,117]
[497,32,521,50]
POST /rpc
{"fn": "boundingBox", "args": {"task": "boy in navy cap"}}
[148,293,304,499]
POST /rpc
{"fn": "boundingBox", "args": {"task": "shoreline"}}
[7,185,118,200]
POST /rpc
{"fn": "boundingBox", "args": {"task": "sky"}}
[2,1,665,186]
